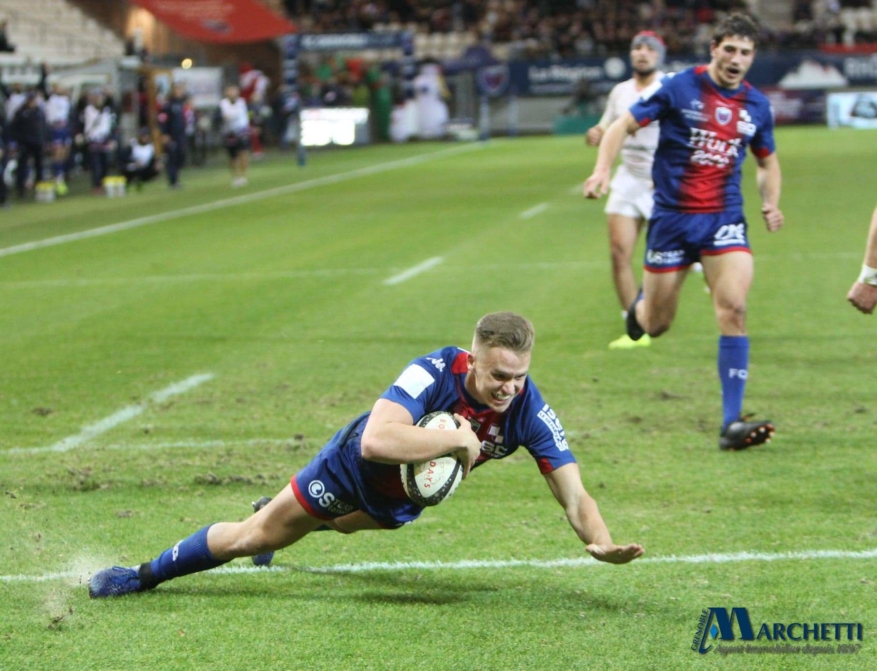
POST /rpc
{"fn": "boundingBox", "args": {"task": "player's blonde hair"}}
[474,312,535,353]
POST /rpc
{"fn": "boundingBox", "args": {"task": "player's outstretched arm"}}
[755,152,783,232]
[543,463,644,565]
[583,111,638,199]
[847,206,877,314]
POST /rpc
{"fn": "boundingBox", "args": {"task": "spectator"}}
[219,85,251,188]
[10,91,46,199]
[82,90,115,194]
[121,128,159,190]
[45,81,72,196]
[0,19,15,53]
[158,81,187,189]
[0,113,7,207]
[413,61,449,139]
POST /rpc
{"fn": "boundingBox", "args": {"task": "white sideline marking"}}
[0,261,602,290]
[383,257,444,286]
[12,374,214,454]
[3,548,877,583]
[569,184,584,195]
[4,437,296,456]
[520,203,548,219]
[0,144,483,260]
[0,269,384,288]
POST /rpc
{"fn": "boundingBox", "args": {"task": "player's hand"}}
[585,542,645,564]
[761,203,784,232]
[847,282,877,314]
[585,126,603,146]
[452,413,482,479]
[583,170,610,199]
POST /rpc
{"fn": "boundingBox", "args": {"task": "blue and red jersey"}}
[629,66,775,215]
[355,346,576,499]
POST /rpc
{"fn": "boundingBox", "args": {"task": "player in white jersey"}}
[585,32,665,350]
[219,85,251,187]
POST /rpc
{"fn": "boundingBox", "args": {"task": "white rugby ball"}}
[401,411,464,507]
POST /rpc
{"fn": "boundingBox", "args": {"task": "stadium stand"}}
[0,0,124,66]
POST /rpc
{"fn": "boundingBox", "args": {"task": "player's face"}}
[709,35,756,89]
[630,43,659,76]
[466,345,530,412]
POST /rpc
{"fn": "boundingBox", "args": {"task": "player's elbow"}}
[359,433,382,461]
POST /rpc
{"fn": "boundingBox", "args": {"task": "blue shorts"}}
[51,125,71,146]
[291,413,424,529]
[644,209,751,272]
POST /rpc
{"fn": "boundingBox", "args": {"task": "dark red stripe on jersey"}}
[751,146,772,159]
[290,475,333,520]
[451,350,469,375]
[537,457,555,475]
[676,76,734,212]
[701,246,752,256]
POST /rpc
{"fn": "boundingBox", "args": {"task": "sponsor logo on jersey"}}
[736,107,756,135]
[425,356,445,372]
[713,223,747,247]
[309,479,355,514]
[537,404,569,452]
[647,249,686,266]
[480,423,508,458]
[683,98,709,122]
[688,128,742,167]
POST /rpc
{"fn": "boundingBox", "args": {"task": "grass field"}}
[1,128,876,670]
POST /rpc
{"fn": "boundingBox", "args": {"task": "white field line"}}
[10,373,214,455]
[569,184,584,195]
[3,548,877,583]
[520,202,549,219]
[0,261,599,290]
[0,254,860,291]
[0,144,484,260]
[383,257,444,286]
[4,437,295,456]
[0,269,384,288]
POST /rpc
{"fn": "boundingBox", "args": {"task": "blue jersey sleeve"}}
[749,96,776,158]
[629,73,675,127]
[380,347,456,422]
[513,385,576,474]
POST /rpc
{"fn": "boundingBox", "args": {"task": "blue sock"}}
[148,525,227,583]
[718,335,749,430]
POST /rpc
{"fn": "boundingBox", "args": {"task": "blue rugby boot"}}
[251,496,275,567]
[89,563,157,598]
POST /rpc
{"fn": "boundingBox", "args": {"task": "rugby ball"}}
[401,411,464,507]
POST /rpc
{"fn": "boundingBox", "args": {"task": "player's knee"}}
[716,300,747,328]
[645,321,670,337]
[609,241,633,268]
[639,310,671,337]
[225,520,278,556]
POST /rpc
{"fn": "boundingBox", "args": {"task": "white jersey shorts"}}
[604,164,655,221]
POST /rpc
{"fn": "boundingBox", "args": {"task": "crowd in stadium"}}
[2,0,877,206]
[283,0,877,56]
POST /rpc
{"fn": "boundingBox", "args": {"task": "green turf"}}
[1,129,875,669]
